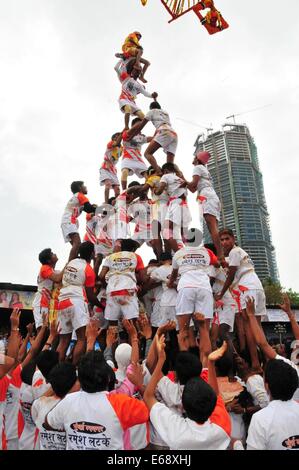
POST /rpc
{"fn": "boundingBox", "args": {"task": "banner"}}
[0,289,36,310]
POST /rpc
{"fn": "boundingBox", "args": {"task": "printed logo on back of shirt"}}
[70,421,106,434]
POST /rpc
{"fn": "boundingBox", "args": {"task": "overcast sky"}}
[0,0,298,290]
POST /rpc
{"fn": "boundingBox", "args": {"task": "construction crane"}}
[226,104,272,124]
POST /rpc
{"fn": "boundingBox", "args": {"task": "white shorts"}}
[215,303,236,332]
[58,298,90,335]
[240,289,266,316]
[99,168,120,187]
[105,293,139,321]
[61,222,79,243]
[164,199,192,229]
[119,99,142,115]
[121,158,147,178]
[160,305,176,324]
[156,201,168,225]
[151,301,162,328]
[154,128,178,156]
[32,306,48,329]
[176,287,213,319]
[199,188,221,221]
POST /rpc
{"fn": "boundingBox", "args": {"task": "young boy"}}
[118,65,158,130]
[187,151,224,264]
[116,32,150,83]
[121,118,152,190]
[155,162,191,253]
[32,249,64,331]
[99,133,122,203]
[129,101,178,172]
[61,181,97,261]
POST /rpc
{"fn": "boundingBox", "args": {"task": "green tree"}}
[263,279,299,307]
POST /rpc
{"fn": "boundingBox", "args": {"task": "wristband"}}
[12,328,19,332]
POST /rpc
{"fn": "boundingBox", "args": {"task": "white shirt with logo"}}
[172,246,217,291]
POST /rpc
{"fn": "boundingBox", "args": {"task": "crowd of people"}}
[1,32,299,452]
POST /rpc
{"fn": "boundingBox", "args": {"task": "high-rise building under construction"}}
[194,123,279,282]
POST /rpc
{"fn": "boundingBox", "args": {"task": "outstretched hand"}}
[106,327,118,348]
[10,308,20,330]
[156,333,166,362]
[245,296,255,316]
[194,313,206,324]
[86,320,102,342]
[279,294,292,317]
[137,314,152,340]
[123,319,138,340]
[208,340,228,362]
[157,320,176,336]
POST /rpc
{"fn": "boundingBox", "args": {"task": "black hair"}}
[147,166,156,176]
[215,351,234,377]
[107,366,117,392]
[111,132,120,140]
[108,197,116,206]
[265,359,298,401]
[78,351,110,393]
[71,181,84,194]
[219,228,235,238]
[21,360,37,386]
[120,239,140,252]
[160,252,172,262]
[148,259,159,265]
[128,181,141,188]
[162,162,176,173]
[182,377,217,424]
[132,117,142,126]
[38,248,52,265]
[36,350,59,381]
[175,352,202,385]
[79,241,95,262]
[150,101,161,110]
[48,363,77,398]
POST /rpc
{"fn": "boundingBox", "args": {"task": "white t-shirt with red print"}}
[61,192,90,226]
[59,259,96,302]
[172,246,219,291]
[32,265,54,310]
[228,246,263,290]
[150,395,231,450]
[47,390,149,450]
[103,252,144,295]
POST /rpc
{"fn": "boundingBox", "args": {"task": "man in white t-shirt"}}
[155,162,191,253]
[247,358,299,450]
[144,335,231,450]
[57,241,102,365]
[45,351,149,450]
[99,239,144,325]
[150,252,178,327]
[187,151,224,264]
[128,101,178,172]
[215,229,266,319]
[32,363,78,450]
[168,228,219,334]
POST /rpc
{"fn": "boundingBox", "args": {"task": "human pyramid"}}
[1,32,299,453]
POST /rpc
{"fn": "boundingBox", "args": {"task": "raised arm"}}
[208,341,228,395]
[194,313,212,368]
[187,175,200,194]
[123,320,139,365]
[279,294,299,340]
[245,298,276,360]
[143,334,166,411]
[6,309,22,367]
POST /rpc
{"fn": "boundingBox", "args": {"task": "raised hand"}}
[26,323,35,337]
[279,293,292,316]
[194,313,206,324]
[156,333,166,361]
[49,319,61,340]
[208,340,228,362]
[86,320,102,342]
[10,308,20,330]
[106,327,118,348]
[245,296,255,316]
[42,312,49,328]
[127,363,145,389]
[123,319,138,340]
[157,320,176,337]
[137,315,152,340]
